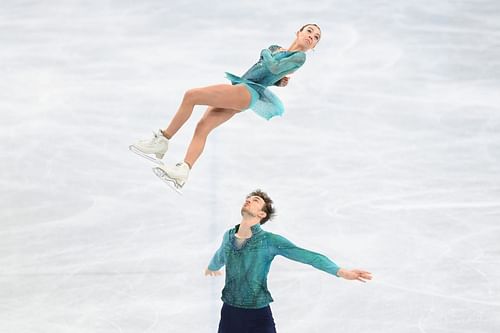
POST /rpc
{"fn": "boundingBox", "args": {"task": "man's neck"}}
[237,217,260,238]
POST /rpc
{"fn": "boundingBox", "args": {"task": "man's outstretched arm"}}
[271,234,372,282]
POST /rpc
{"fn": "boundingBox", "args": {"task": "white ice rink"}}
[1,1,500,332]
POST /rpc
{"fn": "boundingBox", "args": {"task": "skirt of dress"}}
[225,72,284,121]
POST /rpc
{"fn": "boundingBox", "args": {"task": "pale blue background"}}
[1,1,499,332]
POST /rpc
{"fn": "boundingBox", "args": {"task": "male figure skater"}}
[205,190,372,333]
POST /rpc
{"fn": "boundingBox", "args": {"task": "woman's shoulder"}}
[268,44,284,52]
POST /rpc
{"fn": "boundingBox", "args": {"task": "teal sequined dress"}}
[208,224,340,309]
[225,45,306,120]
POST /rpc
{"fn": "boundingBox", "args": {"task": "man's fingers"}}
[354,269,371,274]
[353,270,373,280]
[356,273,372,282]
[204,269,220,276]
[205,270,223,277]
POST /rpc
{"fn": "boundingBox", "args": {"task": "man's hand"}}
[337,268,372,283]
[277,76,290,87]
[204,268,223,277]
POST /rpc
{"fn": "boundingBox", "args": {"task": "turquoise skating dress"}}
[225,45,306,120]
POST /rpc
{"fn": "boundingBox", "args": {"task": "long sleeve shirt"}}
[227,44,306,87]
[208,224,340,309]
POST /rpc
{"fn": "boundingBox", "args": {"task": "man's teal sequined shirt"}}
[208,224,340,309]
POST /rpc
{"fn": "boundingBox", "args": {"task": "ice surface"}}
[1,0,500,332]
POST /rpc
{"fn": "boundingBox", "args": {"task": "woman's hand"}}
[277,76,290,87]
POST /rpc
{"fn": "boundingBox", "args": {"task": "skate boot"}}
[129,130,169,164]
[152,161,190,193]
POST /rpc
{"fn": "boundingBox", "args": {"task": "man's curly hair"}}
[248,189,276,224]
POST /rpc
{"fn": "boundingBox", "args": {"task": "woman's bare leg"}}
[184,107,239,167]
[163,84,251,139]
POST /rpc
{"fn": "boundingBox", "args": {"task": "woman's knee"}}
[194,116,211,135]
[195,109,222,135]
[183,88,201,105]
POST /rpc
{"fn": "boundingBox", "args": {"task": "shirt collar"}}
[251,223,263,234]
[234,223,263,235]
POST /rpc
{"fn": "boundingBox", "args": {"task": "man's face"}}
[241,195,266,219]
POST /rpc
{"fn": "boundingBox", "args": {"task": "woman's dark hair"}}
[299,23,321,35]
[248,189,276,224]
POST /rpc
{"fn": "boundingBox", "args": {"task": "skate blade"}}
[152,167,183,195]
[129,145,164,165]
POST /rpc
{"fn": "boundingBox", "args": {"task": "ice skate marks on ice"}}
[129,145,164,165]
[152,167,183,194]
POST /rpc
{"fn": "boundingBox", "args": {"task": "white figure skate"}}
[129,130,169,165]
[152,162,190,194]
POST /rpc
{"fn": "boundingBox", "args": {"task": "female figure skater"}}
[130,24,322,191]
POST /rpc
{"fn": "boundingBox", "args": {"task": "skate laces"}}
[147,131,163,144]
[175,162,190,170]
